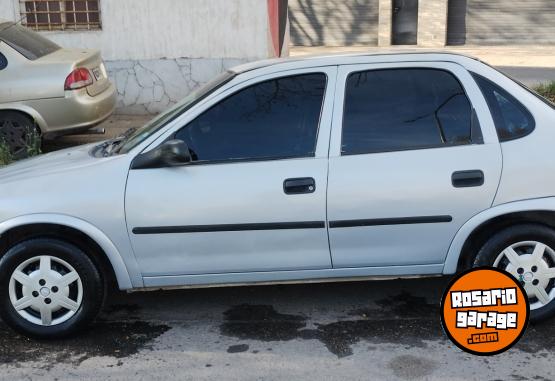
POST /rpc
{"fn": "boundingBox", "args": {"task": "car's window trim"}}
[470,72,536,142]
[340,67,482,157]
[166,71,329,166]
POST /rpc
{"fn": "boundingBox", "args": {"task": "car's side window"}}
[174,73,327,163]
[0,52,7,70]
[472,73,535,142]
[341,68,478,155]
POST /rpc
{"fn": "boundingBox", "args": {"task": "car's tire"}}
[0,111,41,159]
[473,224,555,322]
[0,238,104,339]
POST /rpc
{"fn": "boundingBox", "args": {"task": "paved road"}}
[498,66,555,86]
[1,277,553,380]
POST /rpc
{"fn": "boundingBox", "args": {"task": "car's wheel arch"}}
[444,197,555,274]
[0,214,133,290]
[0,104,46,133]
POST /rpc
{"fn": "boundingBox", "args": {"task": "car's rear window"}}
[0,23,60,60]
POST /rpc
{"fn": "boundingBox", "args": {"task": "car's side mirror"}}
[131,139,192,169]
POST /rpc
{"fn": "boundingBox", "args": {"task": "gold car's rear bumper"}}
[21,82,117,138]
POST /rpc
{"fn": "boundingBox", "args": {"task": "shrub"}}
[0,139,13,166]
[0,128,42,166]
[534,81,555,103]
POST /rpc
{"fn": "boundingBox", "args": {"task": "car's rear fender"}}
[443,197,555,274]
[0,103,47,131]
[0,213,134,289]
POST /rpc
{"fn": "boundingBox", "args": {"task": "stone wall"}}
[1,0,271,115]
[417,0,448,47]
[106,57,250,115]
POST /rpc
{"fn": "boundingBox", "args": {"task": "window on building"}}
[174,73,327,163]
[20,1,101,31]
[342,68,478,155]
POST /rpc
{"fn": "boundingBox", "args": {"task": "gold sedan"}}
[0,21,116,157]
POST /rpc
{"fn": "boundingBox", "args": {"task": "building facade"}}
[289,0,555,47]
[0,0,288,114]
[1,0,553,114]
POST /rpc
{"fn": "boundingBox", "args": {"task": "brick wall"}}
[417,0,448,47]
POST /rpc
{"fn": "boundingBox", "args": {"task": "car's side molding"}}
[329,215,453,228]
[443,197,555,274]
[132,221,326,234]
[0,214,133,289]
[133,216,452,234]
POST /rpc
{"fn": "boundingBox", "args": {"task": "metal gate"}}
[288,0,379,46]
[447,0,555,45]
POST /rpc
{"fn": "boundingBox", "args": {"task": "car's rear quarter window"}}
[472,73,535,142]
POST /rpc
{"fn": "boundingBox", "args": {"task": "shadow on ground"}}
[0,277,553,366]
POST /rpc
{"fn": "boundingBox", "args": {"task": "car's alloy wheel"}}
[493,241,555,311]
[473,224,555,321]
[9,255,83,327]
[0,239,104,338]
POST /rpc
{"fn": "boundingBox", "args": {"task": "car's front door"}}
[327,62,503,271]
[125,67,337,281]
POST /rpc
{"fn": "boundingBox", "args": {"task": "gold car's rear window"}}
[0,23,60,60]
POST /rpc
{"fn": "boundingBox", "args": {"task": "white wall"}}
[1,0,273,114]
[38,0,270,61]
[0,0,15,20]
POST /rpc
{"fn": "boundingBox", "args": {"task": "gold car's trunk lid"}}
[38,48,110,96]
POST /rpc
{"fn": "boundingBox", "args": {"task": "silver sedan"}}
[0,52,554,338]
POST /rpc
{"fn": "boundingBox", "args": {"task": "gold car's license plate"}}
[92,67,103,80]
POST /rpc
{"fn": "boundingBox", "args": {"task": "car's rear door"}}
[327,62,502,272]
[125,67,337,283]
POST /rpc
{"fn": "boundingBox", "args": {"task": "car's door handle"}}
[452,170,485,188]
[283,177,316,195]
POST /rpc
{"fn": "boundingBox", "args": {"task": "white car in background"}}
[0,52,554,338]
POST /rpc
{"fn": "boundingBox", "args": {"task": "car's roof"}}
[230,51,483,74]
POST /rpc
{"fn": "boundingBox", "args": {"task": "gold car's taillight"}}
[64,68,93,90]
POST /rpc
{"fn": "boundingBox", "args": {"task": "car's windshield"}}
[117,70,236,154]
[0,22,60,60]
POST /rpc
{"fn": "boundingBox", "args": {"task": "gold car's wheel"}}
[0,111,40,159]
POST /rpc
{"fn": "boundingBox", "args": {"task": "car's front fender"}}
[443,197,555,274]
[0,213,134,289]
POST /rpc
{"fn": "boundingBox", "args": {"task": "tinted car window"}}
[0,23,60,60]
[472,73,535,142]
[342,69,476,155]
[118,71,236,154]
[175,73,326,162]
[0,52,7,70]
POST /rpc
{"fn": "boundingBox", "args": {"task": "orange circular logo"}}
[441,267,530,356]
